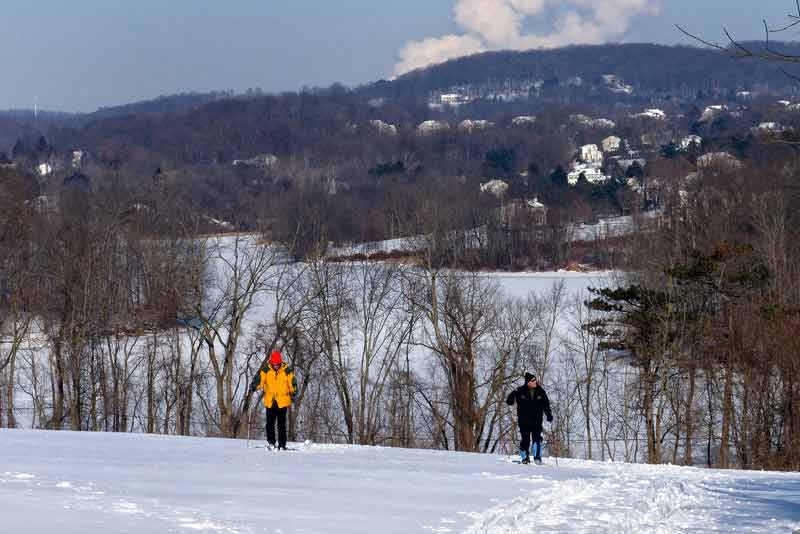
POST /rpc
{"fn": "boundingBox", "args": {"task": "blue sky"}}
[0,1,794,112]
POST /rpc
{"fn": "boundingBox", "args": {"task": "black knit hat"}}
[524,372,536,383]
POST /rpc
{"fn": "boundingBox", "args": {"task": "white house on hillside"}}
[71,150,85,168]
[602,136,622,153]
[637,109,666,120]
[458,119,493,131]
[480,179,509,198]
[679,135,703,150]
[568,165,609,185]
[754,122,784,133]
[601,74,634,94]
[701,105,727,122]
[512,116,536,126]
[37,163,53,177]
[417,120,450,134]
[444,94,470,106]
[233,154,279,168]
[579,144,603,165]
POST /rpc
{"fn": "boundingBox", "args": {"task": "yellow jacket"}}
[255,363,296,409]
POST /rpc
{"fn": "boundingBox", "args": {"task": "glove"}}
[547,415,553,423]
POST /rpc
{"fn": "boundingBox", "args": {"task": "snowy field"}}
[2,429,799,534]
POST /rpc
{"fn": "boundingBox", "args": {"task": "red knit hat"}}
[269,351,282,365]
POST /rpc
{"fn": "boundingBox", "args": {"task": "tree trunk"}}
[52,332,66,430]
[69,332,83,431]
[89,343,99,431]
[147,334,156,434]
[99,341,110,431]
[451,356,478,452]
[184,342,199,436]
[720,363,733,469]
[643,366,659,464]
[585,377,592,460]
[5,343,18,429]
[683,366,696,465]
[705,366,714,468]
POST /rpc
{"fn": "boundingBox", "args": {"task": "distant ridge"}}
[362,42,800,99]
[89,91,232,119]
[0,91,229,124]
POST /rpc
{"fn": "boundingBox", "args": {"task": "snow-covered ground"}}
[2,429,798,534]
[328,211,661,257]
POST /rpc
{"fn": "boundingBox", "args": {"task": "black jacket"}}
[506,384,552,430]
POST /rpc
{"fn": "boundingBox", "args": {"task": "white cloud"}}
[393,0,661,76]
[394,34,486,76]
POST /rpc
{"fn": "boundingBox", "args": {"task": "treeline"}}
[0,165,686,462]
[584,140,800,470]
[2,140,800,472]
[0,166,571,453]
[89,91,233,120]
[11,86,800,272]
[15,85,641,270]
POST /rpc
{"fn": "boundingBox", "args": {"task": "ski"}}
[250,444,300,451]
[508,457,546,465]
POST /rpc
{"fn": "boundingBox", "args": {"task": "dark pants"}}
[519,425,543,458]
[266,402,288,448]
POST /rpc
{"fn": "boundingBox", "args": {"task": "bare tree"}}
[408,268,501,452]
[303,256,357,442]
[563,292,602,459]
[351,262,417,444]
[180,234,280,437]
[486,296,538,453]
[531,280,566,382]
[247,261,321,442]
[677,1,800,73]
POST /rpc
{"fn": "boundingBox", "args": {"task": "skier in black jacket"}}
[506,372,553,464]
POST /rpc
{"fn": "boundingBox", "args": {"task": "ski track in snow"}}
[460,458,800,534]
[462,463,717,533]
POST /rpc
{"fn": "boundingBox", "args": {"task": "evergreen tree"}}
[549,165,568,188]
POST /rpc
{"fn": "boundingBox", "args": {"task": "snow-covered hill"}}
[1,430,798,533]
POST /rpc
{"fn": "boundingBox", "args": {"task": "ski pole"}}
[553,435,559,467]
[246,401,255,449]
[551,418,558,467]
[246,393,262,448]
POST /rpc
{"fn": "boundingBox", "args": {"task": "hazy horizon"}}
[0,1,795,113]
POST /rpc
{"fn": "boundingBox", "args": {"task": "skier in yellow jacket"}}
[249,350,296,450]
